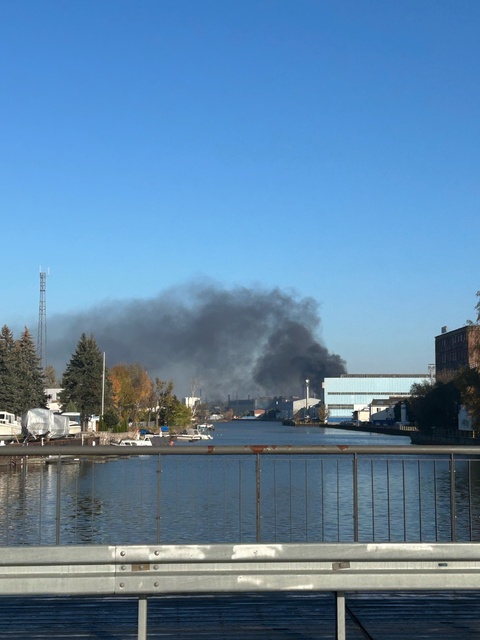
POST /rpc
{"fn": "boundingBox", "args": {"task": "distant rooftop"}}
[339,374,429,378]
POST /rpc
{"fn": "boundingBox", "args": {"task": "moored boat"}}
[113,438,153,447]
[175,428,202,441]
[22,408,55,438]
[196,425,213,439]
[0,411,22,441]
[175,427,212,441]
[197,423,214,431]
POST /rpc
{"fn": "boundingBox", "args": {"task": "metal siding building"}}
[323,374,430,423]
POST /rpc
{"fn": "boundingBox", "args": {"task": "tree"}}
[144,378,192,428]
[14,327,46,414]
[168,398,192,427]
[459,291,480,423]
[316,402,330,424]
[0,325,18,412]
[455,367,480,429]
[59,333,104,428]
[101,409,120,431]
[43,365,59,388]
[189,378,201,419]
[466,290,480,325]
[149,378,174,427]
[409,380,460,432]
[156,380,176,426]
[110,363,152,426]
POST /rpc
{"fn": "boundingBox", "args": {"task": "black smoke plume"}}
[47,282,346,399]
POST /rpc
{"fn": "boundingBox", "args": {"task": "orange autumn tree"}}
[110,363,153,427]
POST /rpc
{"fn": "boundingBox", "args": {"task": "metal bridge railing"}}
[1,444,480,546]
[1,444,480,639]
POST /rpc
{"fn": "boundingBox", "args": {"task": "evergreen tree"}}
[59,333,104,427]
[14,327,46,414]
[0,325,18,412]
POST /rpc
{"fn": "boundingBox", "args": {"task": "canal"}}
[2,421,480,545]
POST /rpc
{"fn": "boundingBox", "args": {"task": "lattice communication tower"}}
[37,270,47,369]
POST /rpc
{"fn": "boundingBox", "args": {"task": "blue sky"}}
[1,0,479,376]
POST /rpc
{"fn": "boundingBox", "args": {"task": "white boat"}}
[0,411,22,441]
[68,422,82,436]
[142,433,170,447]
[196,425,213,439]
[114,438,153,447]
[176,428,212,441]
[62,412,82,436]
[175,428,202,441]
[197,423,214,431]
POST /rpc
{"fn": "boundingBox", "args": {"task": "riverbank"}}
[325,422,480,446]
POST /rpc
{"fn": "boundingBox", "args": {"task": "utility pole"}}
[37,269,48,369]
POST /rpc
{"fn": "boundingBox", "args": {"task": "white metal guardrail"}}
[4,542,480,596]
[1,542,480,639]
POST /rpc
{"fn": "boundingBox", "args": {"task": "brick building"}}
[435,325,480,382]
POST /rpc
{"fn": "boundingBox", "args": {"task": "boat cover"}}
[21,408,55,437]
[52,414,70,438]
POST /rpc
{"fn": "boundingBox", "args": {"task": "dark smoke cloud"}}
[253,320,347,395]
[47,282,346,399]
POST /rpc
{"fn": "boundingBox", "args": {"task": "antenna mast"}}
[37,268,48,369]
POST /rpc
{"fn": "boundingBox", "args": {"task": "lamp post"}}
[305,379,309,420]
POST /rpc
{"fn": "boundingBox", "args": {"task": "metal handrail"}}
[2,445,480,639]
[2,443,480,456]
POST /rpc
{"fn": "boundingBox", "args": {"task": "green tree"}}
[101,409,120,431]
[157,380,176,426]
[168,396,192,428]
[455,367,480,428]
[14,327,46,414]
[0,325,18,412]
[59,333,104,428]
[410,381,460,432]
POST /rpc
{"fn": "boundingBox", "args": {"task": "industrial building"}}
[323,374,431,424]
[435,325,480,382]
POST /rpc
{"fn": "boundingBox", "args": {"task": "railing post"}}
[450,453,457,542]
[256,453,261,543]
[335,591,346,640]
[156,454,162,543]
[353,453,358,542]
[138,595,148,640]
[55,456,62,545]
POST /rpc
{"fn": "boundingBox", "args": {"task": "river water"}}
[2,421,480,546]
[195,420,413,446]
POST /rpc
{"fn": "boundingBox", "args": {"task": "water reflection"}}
[1,423,480,545]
